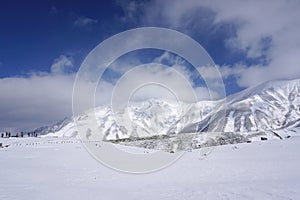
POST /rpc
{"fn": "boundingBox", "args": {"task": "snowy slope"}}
[192,79,300,133]
[38,79,300,142]
[34,117,73,135]
[1,136,300,200]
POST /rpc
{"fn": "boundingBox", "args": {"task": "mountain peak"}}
[37,78,300,142]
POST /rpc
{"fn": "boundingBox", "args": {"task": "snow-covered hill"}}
[37,79,300,143]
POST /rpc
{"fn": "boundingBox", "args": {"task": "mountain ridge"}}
[36,78,300,141]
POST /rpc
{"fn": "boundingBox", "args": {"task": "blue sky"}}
[0,0,244,92]
[1,0,300,132]
[0,0,123,77]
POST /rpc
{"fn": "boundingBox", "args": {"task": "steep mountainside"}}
[186,79,300,133]
[37,79,300,141]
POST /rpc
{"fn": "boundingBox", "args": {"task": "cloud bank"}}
[1,52,217,132]
[0,56,75,132]
[119,0,300,87]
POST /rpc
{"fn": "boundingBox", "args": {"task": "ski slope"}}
[1,136,300,200]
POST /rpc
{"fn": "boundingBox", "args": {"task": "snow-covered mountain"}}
[182,79,300,134]
[34,117,72,135]
[37,79,300,141]
[37,99,218,140]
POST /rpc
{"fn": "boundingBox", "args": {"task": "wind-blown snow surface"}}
[1,136,300,200]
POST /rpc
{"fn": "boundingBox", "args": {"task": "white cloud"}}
[0,72,75,132]
[119,0,300,87]
[118,0,143,23]
[198,65,247,80]
[74,16,98,27]
[0,55,97,132]
[104,63,220,111]
[194,86,219,100]
[104,50,222,103]
[153,51,186,66]
[50,55,73,74]
[0,50,222,132]
[200,0,300,87]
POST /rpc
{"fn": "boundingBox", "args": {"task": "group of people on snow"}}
[0,132,38,138]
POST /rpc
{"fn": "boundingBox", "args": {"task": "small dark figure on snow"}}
[16,133,19,137]
[21,132,24,137]
[261,137,268,141]
[8,132,11,138]
[1,133,3,138]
